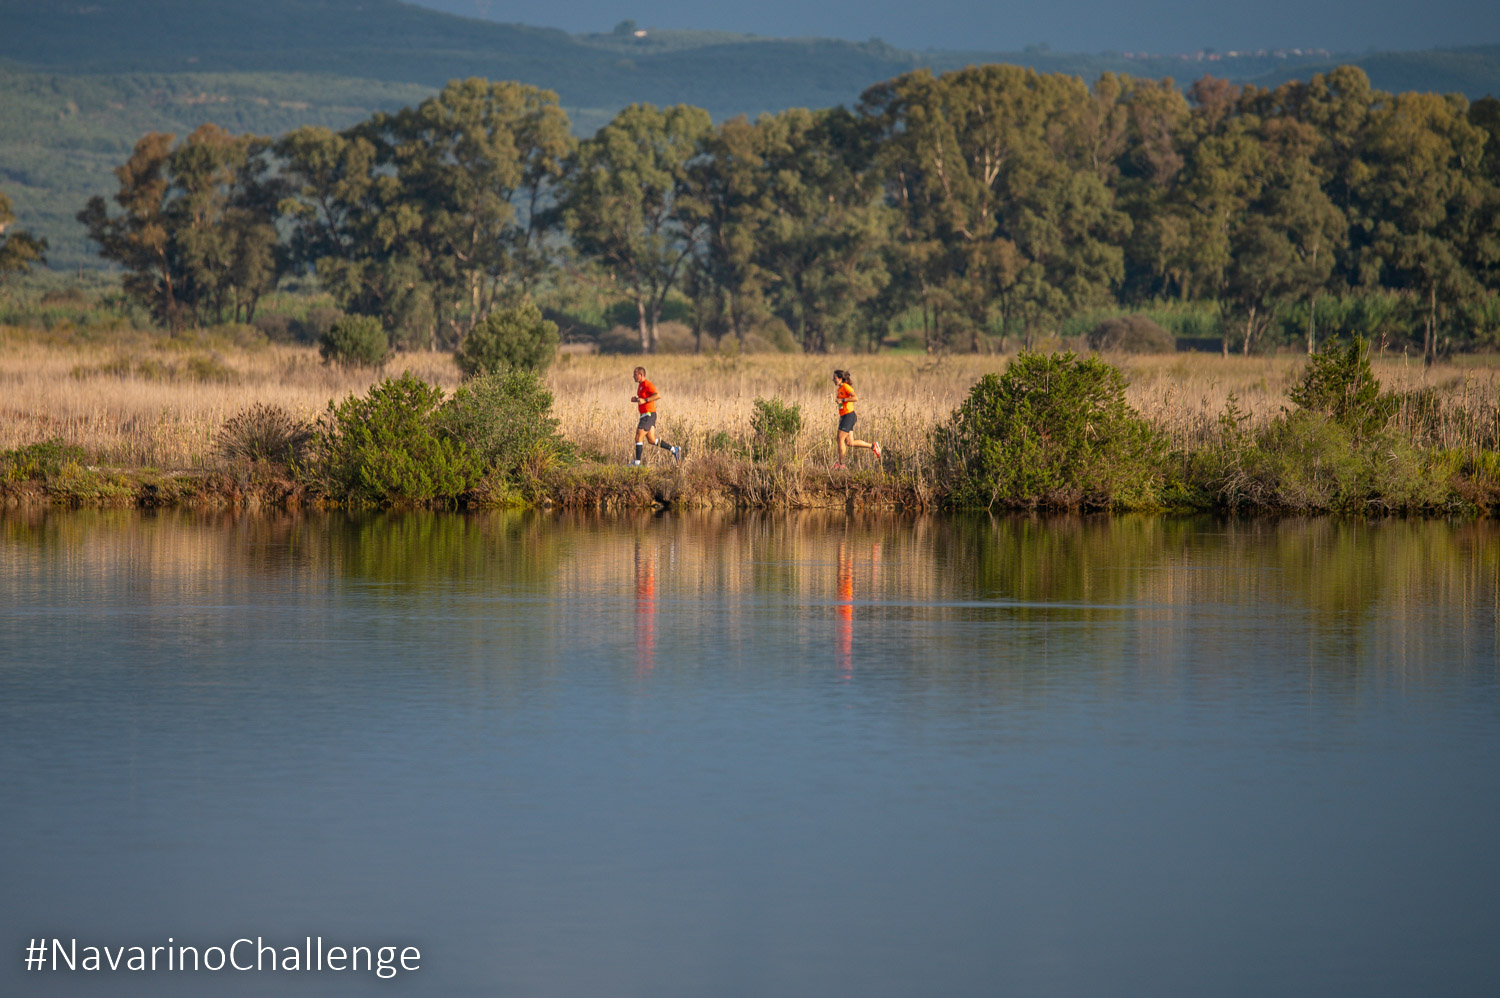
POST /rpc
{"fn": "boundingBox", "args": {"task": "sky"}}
[408,0,1499,55]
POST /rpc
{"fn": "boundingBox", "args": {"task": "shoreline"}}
[2,458,1493,517]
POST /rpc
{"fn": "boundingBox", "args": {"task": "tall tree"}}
[1225,116,1347,355]
[280,80,573,349]
[0,190,47,283]
[754,107,894,353]
[864,66,1128,351]
[79,126,282,332]
[558,103,711,353]
[1357,91,1489,364]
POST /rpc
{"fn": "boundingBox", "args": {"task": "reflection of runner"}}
[630,366,683,466]
[635,542,655,677]
[832,370,881,469]
[837,541,853,677]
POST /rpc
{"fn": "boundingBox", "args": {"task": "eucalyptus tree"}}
[78,125,282,332]
[753,107,894,353]
[863,65,1128,352]
[1225,115,1346,355]
[558,102,712,353]
[1110,76,1193,301]
[0,190,47,283]
[683,114,772,348]
[280,79,574,349]
[1356,91,1490,364]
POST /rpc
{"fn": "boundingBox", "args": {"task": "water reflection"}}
[5,508,1497,694]
[837,540,853,678]
[3,508,1500,998]
[635,537,656,677]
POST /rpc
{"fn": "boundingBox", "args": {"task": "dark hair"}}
[633,366,647,377]
[834,369,852,385]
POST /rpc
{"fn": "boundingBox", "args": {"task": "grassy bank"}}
[5,324,1500,513]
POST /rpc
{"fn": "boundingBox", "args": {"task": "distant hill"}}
[1,0,1496,270]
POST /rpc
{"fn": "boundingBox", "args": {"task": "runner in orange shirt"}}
[832,369,881,469]
[630,366,683,466]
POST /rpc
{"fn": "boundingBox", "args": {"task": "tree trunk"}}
[636,298,650,353]
[1242,304,1256,356]
[1306,294,1316,355]
[1425,284,1437,367]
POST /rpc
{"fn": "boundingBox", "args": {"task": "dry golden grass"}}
[6,324,1500,469]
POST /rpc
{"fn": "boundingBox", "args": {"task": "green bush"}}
[218,403,313,464]
[749,396,803,461]
[439,368,571,479]
[455,301,559,376]
[1288,337,1394,439]
[1,438,87,481]
[320,314,390,369]
[934,352,1163,509]
[1217,410,1447,512]
[310,372,480,505]
[1088,315,1176,354]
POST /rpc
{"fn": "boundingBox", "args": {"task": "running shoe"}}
[872,441,883,459]
[671,445,683,464]
[630,459,642,466]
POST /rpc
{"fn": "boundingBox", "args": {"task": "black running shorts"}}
[838,412,857,433]
[637,412,657,431]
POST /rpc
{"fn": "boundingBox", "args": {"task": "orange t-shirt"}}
[637,379,658,414]
[837,383,856,416]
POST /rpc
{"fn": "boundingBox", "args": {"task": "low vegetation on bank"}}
[5,323,1500,515]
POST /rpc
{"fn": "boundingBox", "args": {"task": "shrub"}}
[296,306,344,344]
[749,396,803,461]
[1288,337,1394,440]
[934,352,1163,509]
[1221,410,1446,512]
[218,403,313,464]
[455,301,559,376]
[1088,315,1176,354]
[439,368,571,478]
[251,313,296,343]
[185,354,238,384]
[1,438,87,481]
[320,315,390,368]
[310,372,481,505]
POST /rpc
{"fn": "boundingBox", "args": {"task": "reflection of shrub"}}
[219,403,313,464]
[2,438,87,481]
[1288,337,1393,440]
[1088,315,1176,354]
[439,368,571,478]
[456,302,558,376]
[311,373,480,505]
[935,352,1163,509]
[749,397,803,461]
[320,315,389,368]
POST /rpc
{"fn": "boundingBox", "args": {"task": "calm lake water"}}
[3,509,1499,997]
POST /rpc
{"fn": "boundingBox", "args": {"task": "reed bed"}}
[6,325,1500,472]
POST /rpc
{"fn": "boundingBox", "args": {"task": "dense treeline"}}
[69,64,1500,360]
